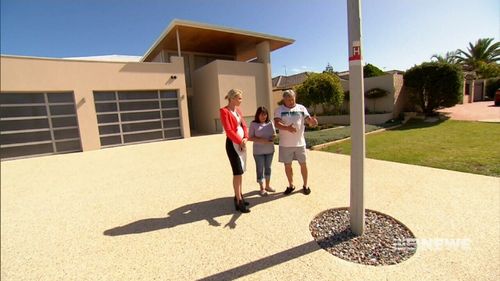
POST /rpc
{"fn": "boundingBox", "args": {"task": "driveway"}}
[437,101,500,122]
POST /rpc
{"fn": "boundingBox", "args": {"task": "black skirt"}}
[225,137,244,176]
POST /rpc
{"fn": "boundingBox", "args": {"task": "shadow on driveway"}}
[103,190,288,236]
[197,241,321,280]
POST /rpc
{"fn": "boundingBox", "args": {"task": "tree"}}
[430,51,459,64]
[455,38,500,72]
[404,62,463,116]
[363,63,384,77]
[476,61,500,78]
[295,72,344,114]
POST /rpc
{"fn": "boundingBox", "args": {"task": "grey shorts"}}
[278,146,307,164]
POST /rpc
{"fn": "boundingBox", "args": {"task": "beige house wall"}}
[363,74,397,113]
[191,61,221,134]
[255,41,274,118]
[0,55,189,151]
[192,60,266,134]
[393,74,409,117]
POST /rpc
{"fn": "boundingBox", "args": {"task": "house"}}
[462,71,488,103]
[271,71,409,124]
[0,19,294,160]
[271,72,311,106]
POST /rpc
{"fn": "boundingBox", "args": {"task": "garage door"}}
[94,90,182,148]
[0,92,82,160]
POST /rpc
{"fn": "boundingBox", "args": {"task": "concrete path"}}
[1,134,499,280]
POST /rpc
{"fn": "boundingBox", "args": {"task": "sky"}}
[1,0,499,77]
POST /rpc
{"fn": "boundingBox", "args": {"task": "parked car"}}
[495,89,500,106]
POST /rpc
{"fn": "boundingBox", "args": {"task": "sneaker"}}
[302,186,311,195]
[284,186,295,195]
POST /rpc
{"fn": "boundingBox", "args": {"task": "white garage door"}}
[0,92,82,160]
[94,90,182,148]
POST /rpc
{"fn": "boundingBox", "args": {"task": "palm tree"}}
[430,51,459,64]
[455,38,500,71]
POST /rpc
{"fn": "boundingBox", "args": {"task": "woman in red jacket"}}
[219,89,250,213]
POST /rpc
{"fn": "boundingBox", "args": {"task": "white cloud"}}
[289,65,318,75]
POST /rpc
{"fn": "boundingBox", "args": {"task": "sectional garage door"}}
[94,90,182,147]
[0,92,82,160]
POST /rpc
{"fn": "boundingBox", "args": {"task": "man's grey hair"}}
[282,89,296,98]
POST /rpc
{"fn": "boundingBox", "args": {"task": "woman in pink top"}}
[219,89,250,213]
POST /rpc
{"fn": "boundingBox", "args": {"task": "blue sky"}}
[1,0,498,77]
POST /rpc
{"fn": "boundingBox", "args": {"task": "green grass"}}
[320,119,500,177]
[274,124,387,148]
[304,124,384,148]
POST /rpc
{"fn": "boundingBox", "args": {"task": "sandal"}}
[302,186,311,195]
[284,186,295,195]
[264,187,275,192]
[259,190,268,196]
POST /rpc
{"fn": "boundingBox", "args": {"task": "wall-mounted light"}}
[171,75,177,79]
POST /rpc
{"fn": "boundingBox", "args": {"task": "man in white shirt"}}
[274,89,318,195]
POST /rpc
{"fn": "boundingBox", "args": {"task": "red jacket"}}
[219,106,248,145]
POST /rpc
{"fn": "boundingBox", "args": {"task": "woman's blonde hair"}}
[225,88,243,100]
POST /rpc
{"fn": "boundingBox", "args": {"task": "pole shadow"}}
[103,190,287,236]
[197,241,320,280]
[197,231,357,280]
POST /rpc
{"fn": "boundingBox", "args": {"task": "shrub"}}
[404,62,463,116]
[365,88,389,99]
[304,124,383,148]
[296,72,344,114]
[485,78,500,99]
[363,63,385,77]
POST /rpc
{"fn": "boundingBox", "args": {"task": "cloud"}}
[289,65,317,75]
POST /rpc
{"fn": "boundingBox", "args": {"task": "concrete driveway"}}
[1,134,499,280]
[437,101,500,122]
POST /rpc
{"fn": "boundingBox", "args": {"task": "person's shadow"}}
[103,190,288,236]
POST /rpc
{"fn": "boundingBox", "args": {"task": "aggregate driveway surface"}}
[1,134,499,280]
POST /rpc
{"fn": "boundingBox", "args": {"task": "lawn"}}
[320,119,500,177]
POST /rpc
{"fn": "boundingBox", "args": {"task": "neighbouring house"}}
[271,72,311,106]
[463,71,488,103]
[272,70,409,125]
[0,19,294,160]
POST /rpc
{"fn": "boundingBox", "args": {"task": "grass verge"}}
[320,119,500,177]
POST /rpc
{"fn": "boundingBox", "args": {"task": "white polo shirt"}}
[274,104,310,147]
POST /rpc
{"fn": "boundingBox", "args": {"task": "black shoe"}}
[234,197,249,206]
[237,200,250,213]
[240,194,250,206]
[302,186,311,195]
[284,186,295,195]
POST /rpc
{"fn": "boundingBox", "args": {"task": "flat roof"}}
[63,55,142,62]
[141,19,294,62]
